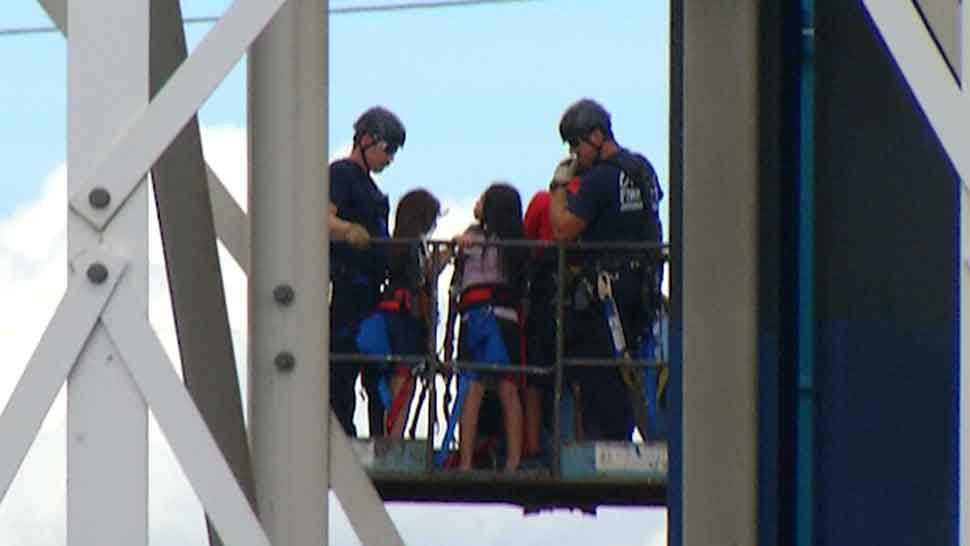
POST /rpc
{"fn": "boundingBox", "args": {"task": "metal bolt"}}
[87,262,109,285]
[88,187,111,209]
[274,351,295,372]
[273,284,295,306]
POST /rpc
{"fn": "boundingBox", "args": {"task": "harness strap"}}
[442,372,454,427]
[458,286,517,313]
[376,287,411,313]
[435,372,473,467]
[385,374,414,434]
[408,378,428,439]
[598,272,653,441]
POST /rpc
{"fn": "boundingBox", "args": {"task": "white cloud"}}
[201,125,249,212]
[0,126,665,546]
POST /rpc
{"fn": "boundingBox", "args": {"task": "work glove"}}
[345,223,371,250]
[550,156,578,189]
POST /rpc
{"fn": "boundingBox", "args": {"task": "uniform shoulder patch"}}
[618,170,645,212]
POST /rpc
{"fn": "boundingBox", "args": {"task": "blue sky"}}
[0,1,669,544]
[1,0,669,217]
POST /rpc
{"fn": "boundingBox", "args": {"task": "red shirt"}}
[524,191,553,243]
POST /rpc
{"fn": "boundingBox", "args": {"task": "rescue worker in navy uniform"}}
[330,106,405,437]
[549,98,663,441]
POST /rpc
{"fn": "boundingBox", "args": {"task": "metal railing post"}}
[552,242,566,478]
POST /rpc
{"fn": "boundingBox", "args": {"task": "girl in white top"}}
[445,183,527,472]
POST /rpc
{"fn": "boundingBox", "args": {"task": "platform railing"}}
[331,236,668,478]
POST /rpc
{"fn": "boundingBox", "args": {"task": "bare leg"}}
[524,386,542,456]
[458,380,485,470]
[497,378,523,472]
[387,374,414,438]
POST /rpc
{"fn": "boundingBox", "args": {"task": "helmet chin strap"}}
[358,136,375,172]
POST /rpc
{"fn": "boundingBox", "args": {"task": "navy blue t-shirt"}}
[566,153,658,251]
[329,159,389,327]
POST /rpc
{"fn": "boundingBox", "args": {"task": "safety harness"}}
[434,252,526,468]
[578,148,667,440]
[363,243,435,436]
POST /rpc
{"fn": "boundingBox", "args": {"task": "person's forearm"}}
[329,212,352,240]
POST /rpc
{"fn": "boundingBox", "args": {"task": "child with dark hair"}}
[522,190,557,459]
[440,183,526,472]
[357,188,441,438]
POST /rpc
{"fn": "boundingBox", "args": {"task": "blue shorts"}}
[356,310,428,407]
[458,305,521,382]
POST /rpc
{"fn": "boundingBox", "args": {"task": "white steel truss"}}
[0,0,405,544]
[861,2,969,545]
[37,0,251,273]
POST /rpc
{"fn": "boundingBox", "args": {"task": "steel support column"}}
[248,1,329,543]
[39,0,257,275]
[66,1,149,544]
[680,2,759,545]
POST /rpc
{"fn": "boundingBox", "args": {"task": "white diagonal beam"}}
[862,0,970,181]
[37,0,251,270]
[67,0,151,541]
[207,173,398,541]
[101,306,270,546]
[207,165,250,270]
[67,0,289,232]
[0,254,125,501]
[208,184,403,541]
[216,218,395,542]
[44,7,388,543]
[329,415,406,546]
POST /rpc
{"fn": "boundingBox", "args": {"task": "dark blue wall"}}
[667,2,683,544]
[814,3,958,545]
[756,3,802,546]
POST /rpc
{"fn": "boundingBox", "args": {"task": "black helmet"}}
[354,106,406,150]
[559,99,612,143]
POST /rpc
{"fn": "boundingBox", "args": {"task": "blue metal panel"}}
[816,320,955,545]
[814,2,959,544]
[796,2,815,546]
[758,3,803,544]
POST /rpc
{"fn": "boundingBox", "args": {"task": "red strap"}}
[458,286,494,311]
[376,287,410,313]
[376,300,401,312]
[458,286,519,312]
[385,375,414,434]
[567,176,581,194]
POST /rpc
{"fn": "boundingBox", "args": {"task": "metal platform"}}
[353,439,668,508]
